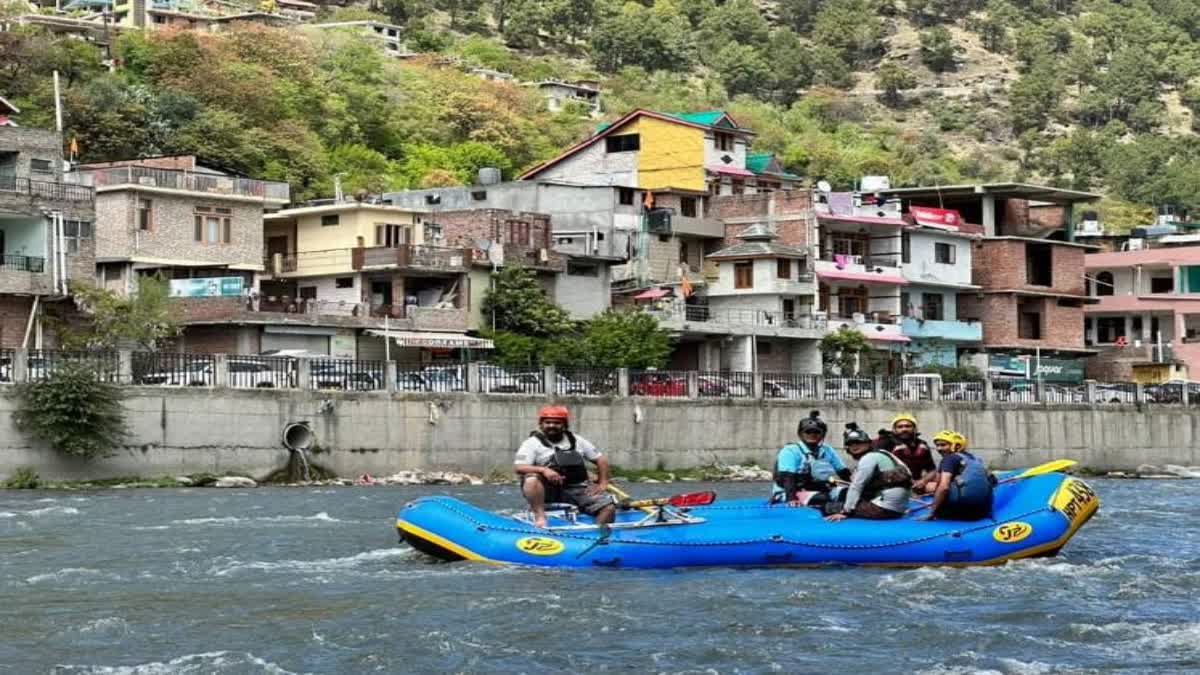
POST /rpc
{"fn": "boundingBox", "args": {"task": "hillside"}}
[4,0,1200,226]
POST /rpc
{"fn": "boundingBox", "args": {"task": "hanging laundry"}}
[827,191,854,215]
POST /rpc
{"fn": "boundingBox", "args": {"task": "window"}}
[681,197,697,218]
[103,264,122,283]
[605,134,640,153]
[567,262,598,277]
[922,293,944,321]
[901,233,911,264]
[714,132,734,152]
[194,206,231,244]
[1132,316,1143,335]
[839,287,868,316]
[831,235,867,258]
[618,187,634,205]
[30,159,52,174]
[776,259,791,279]
[734,262,753,289]
[299,287,317,300]
[1151,276,1174,294]
[424,194,442,205]
[138,198,153,231]
[63,220,92,254]
[471,190,487,201]
[934,242,956,264]
[1026,243,1052,286]
[321,214,340,226]
[758,341,773,355]
[423,222,443,242]
[901,292,912,315]
[1095,271,1114,296]
[376,224,407,248]
[335,277,354,289]
[1018,298,1042,339]
[1096,317,1125,343]
[506,221,531,246]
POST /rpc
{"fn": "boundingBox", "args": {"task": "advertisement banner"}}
[988,355,1084,383]
[169,277,244,298]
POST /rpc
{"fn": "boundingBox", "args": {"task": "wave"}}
[52,650,309,674]
[78,617,129,636]
[171,512,344,526]
[208,547,411,577]
[26,568,121,585]
[16,506,81,517]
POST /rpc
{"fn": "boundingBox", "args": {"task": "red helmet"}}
[538,405,570,422]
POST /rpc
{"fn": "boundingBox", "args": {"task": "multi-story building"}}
[0,121,95,348]
[650,223,822,371]
[310,21,413,57]
[1083,246,1200,381]
[69,155,290,295]
[533,80,602,117]
[108,0,295,30]
[898,206,984,366]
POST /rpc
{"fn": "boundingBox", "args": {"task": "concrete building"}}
[108,0,296,30]
[533,80,602,117]
[1083,246,1200,382]
[310,21,412,57]
[650,223,822,371]
[0,123,96,348]
[898,206,984,366]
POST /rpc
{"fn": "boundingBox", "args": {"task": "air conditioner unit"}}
[1126,238,1145,251]
[137,176,157,187]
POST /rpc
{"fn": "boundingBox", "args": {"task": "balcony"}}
[0,254,52,294]
[70,165,290,203]
[647,306,826,339]
[499,244,567,272]
[0,254,46,273]
[825,315,909,344]
[707,273,815,297]
[900,317,983,342]
[353,245,472,273]
[814,256,907,286]
[0,176,94,204]
[174,296,469,332]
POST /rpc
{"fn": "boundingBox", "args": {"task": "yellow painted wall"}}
[629,117,705,191]
[1132,363,1188,384]
[283,207,423,276]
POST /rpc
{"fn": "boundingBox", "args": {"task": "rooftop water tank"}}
[477,167,501,186]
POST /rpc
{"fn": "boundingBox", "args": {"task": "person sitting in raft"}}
[771,410,852,505]
[916,431,995,521]
[824,423,913,522]
[876,413,936,485]
[514,405,616,528]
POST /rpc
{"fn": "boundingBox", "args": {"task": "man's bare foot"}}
[533,512,547,528]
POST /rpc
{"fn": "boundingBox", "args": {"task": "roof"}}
[817,212,908,228]
[879,182,1101,204]
[523,109,748,181]
[980,236,1100,251]
[818,270,909,286]
[745,153,803,181]
[1085,294,1200,313]
[708,241,807,260]
[265,202,426,219]
[1087,246,1200,269]
[707,165,755,178]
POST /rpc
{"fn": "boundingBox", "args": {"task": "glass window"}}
[30,159,53,174]
[1095,271,1114,296]
[734,262,753,289]
[618,187,634,205]
[335,277,354,289]
[681,197,697,218]
[605,134,640,153]
[922,293,944,321]
[138,199,153,231]
[901,233,911,264]
[776,259,791,279]
[1150,276,1173,294]
[935,242,956,264]
[321,214,340,226]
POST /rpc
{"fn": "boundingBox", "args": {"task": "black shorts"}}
[522,474,615,516]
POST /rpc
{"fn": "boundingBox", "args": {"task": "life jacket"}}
[774,442,838,483]
[946,452,993,510]
[531,431,589,485]
[864,449,913,495]
[890,436,933,476]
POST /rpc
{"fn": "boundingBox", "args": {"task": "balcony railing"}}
[0,176,94,203]
[0,254,46,273]
[71,165,290,201]
[353,245,472,271]
[651,305,827,330]
[818,253,900,268]
[502,243,568,271]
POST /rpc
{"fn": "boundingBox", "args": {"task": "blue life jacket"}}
[947,452,992,510]
[795,443,839,483]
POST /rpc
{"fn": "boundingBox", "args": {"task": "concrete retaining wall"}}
[2,388,1198,480]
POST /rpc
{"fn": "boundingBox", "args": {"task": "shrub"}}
[3,467,40,489]
[14,361,128,459]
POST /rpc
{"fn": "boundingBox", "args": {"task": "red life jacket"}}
[890,437,934,476]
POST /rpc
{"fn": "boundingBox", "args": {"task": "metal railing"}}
[0,348,13,383]
[653,306,827,330]
[354,245,472,271]
[0,254,46,273]
[0,176,94,202]
[555,369,618,396]
[132,352,216,386]
[480,366,544,394]
[826,376,876,400]
[630,370,689,398]
[227,356,297,389]
[27,350,120,383]
[71,165,290,201]
[697,371,753,398]
[310,359,387,391]
[761,372,821,400]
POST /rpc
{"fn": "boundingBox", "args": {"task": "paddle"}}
[907,459,1078,515]
[606,483,654,514]
[607,484,717,512]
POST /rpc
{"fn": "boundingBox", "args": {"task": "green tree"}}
[876,61,917,107]
[765,30,813,105]
[920,26,960,73]
[779,0,821,32]
[575,310,671,369]
[1009,58,1061,133]
[62,276,181,351]
[819,327,872,376]
[481,265,575,338]
[15,362,128,459]
[697,0,770,60]
[713,43,771,98]
[812,0,884,66]
[591,0,694,72]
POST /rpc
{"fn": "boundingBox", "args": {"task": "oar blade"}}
[667,491,717,507]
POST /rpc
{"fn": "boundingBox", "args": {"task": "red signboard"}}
[909,206,964,229]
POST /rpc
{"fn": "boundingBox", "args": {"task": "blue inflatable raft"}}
[395,470,1098,569]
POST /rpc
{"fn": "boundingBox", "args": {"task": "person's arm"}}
[842,456,874,512]
[775,447,803,502]
[514,442,562,484]
[586,455,611,494]
[921,472,954,520]
[828,447,852,482]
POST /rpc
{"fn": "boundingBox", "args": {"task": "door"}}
[266,236,288,257]
[783,298,796,321]
[371,280,392,309]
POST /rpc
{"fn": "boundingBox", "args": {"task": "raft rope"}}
[413,497,1056,551]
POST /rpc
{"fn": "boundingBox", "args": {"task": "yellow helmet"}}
[932,430,965,451]
[891,413,918,429]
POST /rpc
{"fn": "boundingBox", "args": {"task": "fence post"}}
[983,375,994,402]
[617,368,630,397]
[1084,379,1097,405]
[873,375,884,401]
[214,353,229,388]
[118,349,133,385]
[467,362,481,393]
[384,361,397,392]
[543,365,556,397]
[12,349,29,383]
[814,374,825,400]
[752,371,764,399]
[686,371,699,399]
[1134,382,1145,405]
[296,357,312,390]
[1034,376,1045,404]
[1183,383,1191,406]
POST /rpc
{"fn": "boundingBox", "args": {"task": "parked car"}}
[825,377,875,400]
[228,358,294,388]
[310,360,384,391]
[1093,384,1136,404]
[1144,381,1200,403]
[891,373,944,401]
[764,379,817,400]
[138,360,215,386]
[631,374,686,397]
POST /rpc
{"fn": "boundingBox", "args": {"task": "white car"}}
[228,359,294,388]
[1093,385,1136,404]
[764,379,817,399]
[138,360,215,387]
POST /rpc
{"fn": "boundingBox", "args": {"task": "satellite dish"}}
[817,180,832,193]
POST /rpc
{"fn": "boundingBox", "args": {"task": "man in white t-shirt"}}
[514,405,615,528]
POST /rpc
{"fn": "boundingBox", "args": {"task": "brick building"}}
[0,123,95,349]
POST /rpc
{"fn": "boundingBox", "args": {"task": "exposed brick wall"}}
[958,292,1085,351]
[970,239,1087,296]
[93,191,264,268]
[710,189,811,249]
[179,325,244,354]
[0,127,64,180]
[0,295,32,349]
[433,208,552,250]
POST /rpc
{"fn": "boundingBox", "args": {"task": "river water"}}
[0,479,1197,674]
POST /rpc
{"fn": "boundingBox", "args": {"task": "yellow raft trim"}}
[396,519,503,566]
